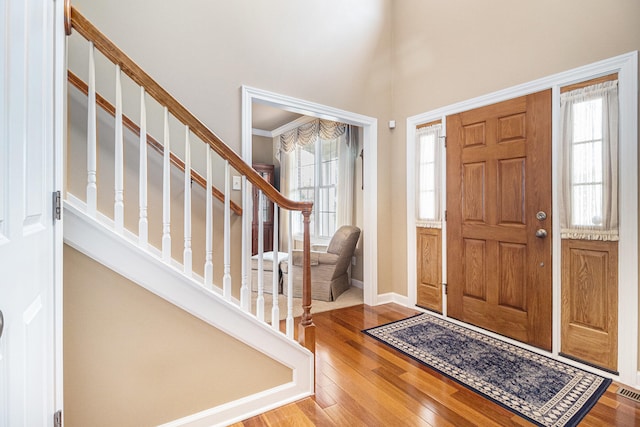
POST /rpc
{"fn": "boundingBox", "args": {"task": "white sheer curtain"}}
[337,127,357,227]
[416,123,443,228]
[559,80,619,241]
[276,135,291,252]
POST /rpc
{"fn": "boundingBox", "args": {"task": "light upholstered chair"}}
[281,225,361,302]
[251,251,288,294]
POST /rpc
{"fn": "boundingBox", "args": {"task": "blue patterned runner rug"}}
[363,313,611,427]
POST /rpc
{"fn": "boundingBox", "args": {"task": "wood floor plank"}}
[447,385,531,426]
[313,383,337,410]
[237,303,640,426]
[372,365,476,427]
[295,398,337,427]
[318,357,414,424]
[321,380,407,426]
[261,402,315,426]
[395,371,515,427]
[322,402,367,427]
[233,415,269,427]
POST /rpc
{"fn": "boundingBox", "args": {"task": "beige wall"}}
[63,244,291,427]
[251,135,275,167]
[390,0,640,297]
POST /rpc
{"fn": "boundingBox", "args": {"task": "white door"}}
[0,0,58,425]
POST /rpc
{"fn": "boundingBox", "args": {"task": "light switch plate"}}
[232,175,241,191]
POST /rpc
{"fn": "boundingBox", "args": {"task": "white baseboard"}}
[375,292,409,306]
[351,278,363,289]
[159,383,309,427]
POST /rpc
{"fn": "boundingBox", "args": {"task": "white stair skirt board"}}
[63,201,314,425]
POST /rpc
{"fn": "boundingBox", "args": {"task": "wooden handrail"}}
[67,4,315,353]
[69,6,312,216]
[67,70,242,216]
[64,0,72,35]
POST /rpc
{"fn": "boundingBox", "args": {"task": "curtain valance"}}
[279,119,347,153]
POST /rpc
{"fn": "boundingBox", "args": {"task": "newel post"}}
[298,209,316,354]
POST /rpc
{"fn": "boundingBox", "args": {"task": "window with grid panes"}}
[291,137,339,240]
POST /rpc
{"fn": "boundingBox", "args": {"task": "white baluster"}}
[240,177,250,311]
[223,160,231,299]
[86,42,97,217]
[286,211,294,339]
[271,204,279,330]
[114,65,124,234]
[138,87,148,249]
[204,146,213,287]
[162,107,171,262]
[256,190,265,322]
[183,126,192,277]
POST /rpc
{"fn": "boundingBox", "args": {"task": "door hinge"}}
[444,210,447,221]
[440,135,447,147]
[443,283,447,295]
[53,191,61,221]
[54,410,62,427]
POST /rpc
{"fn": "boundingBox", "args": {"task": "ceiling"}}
[252,102,303,134]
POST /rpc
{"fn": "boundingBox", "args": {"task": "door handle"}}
[535,229,548,238]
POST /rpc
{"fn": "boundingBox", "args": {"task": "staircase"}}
[63,4,315,425]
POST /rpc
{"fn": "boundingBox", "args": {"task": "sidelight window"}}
[416,122,443,227]
[559,78,619,241]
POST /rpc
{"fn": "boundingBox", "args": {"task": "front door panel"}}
[446,90,552,350]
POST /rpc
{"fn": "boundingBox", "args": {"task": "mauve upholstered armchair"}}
[281,225,361,302]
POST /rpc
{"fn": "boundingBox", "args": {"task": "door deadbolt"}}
[536,211,547,221]
[535,228,548,238]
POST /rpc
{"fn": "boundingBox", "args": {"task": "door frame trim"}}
[54,0,66,414]
[241,86,379,306]
[406,51,638,386]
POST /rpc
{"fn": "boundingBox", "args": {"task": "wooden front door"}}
[446,90,552,350]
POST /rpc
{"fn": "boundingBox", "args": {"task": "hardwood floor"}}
[232,303,640,426]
